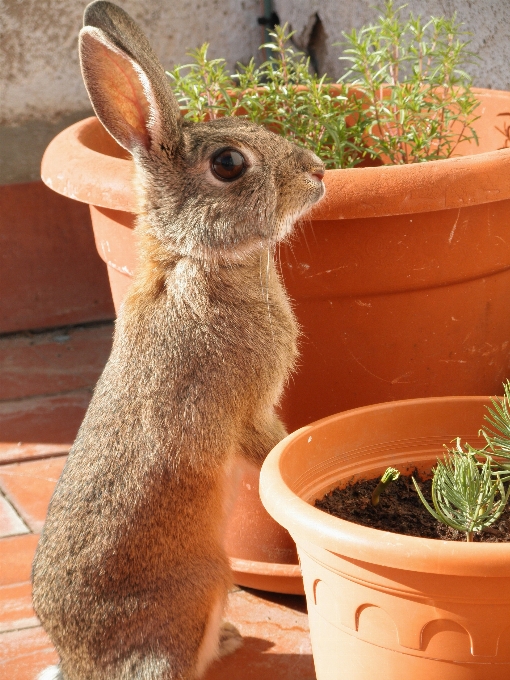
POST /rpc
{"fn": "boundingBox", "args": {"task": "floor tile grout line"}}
[0,621,41,635]
[0,486,31,534]
[0,319,114,342]
[0,386,93,406]
[0,451,70,467]
[0,579,32,586]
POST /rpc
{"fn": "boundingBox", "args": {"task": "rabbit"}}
[31,2,325,679]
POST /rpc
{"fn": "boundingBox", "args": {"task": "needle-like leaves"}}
[413,442,509,542]
[482,381,510,479]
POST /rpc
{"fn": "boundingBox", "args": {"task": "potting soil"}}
[315,473,510,542]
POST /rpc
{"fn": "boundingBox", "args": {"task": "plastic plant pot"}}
[260,396,510,680]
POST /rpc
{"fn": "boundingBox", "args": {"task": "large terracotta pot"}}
[42,88,510,429]
[260,396,510,679]
[41,87,510,595]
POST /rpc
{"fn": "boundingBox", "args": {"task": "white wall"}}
[0,0,263,125]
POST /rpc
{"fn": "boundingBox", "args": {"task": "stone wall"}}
[274,0,510,92]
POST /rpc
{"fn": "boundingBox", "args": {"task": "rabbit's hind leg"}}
[217,621,243,658]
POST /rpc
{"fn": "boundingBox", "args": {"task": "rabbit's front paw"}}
[218,621,243,658]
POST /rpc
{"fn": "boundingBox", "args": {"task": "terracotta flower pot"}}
[260,396,510,679]
[41,87,510,595]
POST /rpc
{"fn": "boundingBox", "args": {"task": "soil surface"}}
[314,473,510,542]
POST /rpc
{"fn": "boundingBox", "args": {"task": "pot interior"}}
[280,397,490,504]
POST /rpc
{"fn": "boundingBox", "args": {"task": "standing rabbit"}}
[32,2,325,679]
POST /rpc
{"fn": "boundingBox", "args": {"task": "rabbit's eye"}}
[211,149,246,181]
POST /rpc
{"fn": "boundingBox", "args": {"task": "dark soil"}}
[314,473,510,542]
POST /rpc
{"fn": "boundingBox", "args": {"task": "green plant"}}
[371,467,400,506]
[412,441,509,542]
[167,28,364,169]
[480,380,510,481]
[340,1,480,164]
[167,3,479,169]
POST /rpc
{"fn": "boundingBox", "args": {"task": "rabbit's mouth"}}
[274,185,326,242]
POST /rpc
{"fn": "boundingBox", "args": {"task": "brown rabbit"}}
[31,2,325,679]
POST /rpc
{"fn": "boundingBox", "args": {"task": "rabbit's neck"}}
[132,240,281,301]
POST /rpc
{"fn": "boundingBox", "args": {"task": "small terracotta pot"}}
[260,396,510,679]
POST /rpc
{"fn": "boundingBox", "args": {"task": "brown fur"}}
[31,2,325,679]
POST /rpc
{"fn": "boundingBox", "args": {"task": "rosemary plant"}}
[340,1,480,164]
[168,3,479,168]
[371,467,400,507]
[167,27,365,169]
[412,441,509,542]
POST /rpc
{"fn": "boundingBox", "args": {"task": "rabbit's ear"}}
[79,1,181,155]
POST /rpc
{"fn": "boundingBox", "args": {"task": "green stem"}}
[371,467,400,507]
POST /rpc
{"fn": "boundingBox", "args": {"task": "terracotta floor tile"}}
[0,582,38,634]
[0,626,58,680]
[0,493,29,538]
[0,457,66,533]
[0,323,113,401]
[0,443,69,466]
[0,535,40,587]
[0,391,90,444]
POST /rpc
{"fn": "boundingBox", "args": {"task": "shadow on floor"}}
[205,636,316,680]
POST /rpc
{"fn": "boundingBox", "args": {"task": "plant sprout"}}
[339,1,479,164]
[412,441,509,542]
[371,467,400,507]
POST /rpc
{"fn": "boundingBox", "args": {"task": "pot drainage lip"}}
[229,556,301,577]
[229,557,304,595]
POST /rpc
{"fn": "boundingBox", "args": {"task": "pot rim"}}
[41,88,510,220]
[260,396,510,577]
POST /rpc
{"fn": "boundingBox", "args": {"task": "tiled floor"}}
[0,322,315,679]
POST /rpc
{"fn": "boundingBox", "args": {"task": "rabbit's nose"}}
[310,167,325,182]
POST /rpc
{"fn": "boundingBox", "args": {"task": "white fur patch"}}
[37,666,62,680]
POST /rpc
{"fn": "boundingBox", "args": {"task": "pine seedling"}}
[371,467,400,506]
[481,380,510,481]
[413,441,509,542]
